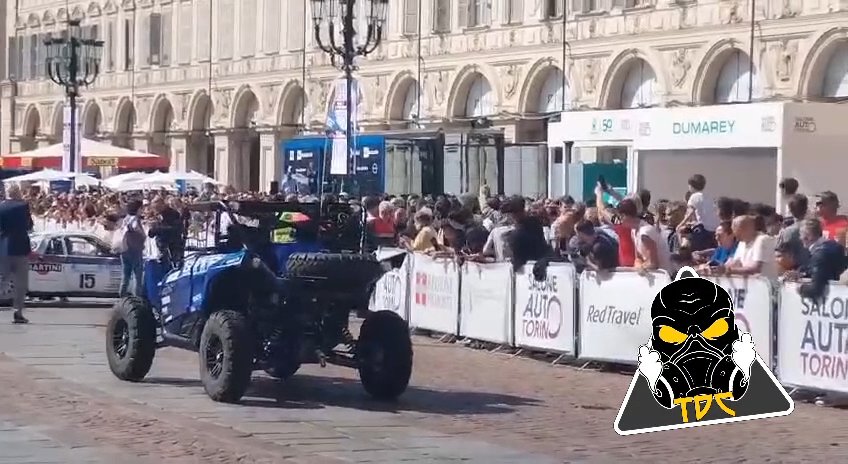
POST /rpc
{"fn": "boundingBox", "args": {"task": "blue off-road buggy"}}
[105,200,412,403]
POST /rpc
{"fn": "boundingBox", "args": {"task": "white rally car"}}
[24,231,123,298]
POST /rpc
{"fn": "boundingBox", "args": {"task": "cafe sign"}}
[86,157,118,167]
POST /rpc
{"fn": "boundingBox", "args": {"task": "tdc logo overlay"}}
[613,267,794,435]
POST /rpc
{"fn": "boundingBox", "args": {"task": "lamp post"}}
[310,0,388,190]
[45,19,104,174]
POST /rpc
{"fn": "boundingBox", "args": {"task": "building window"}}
[197,0,211,60]
[147,11,172,66]
[218,0,235,58]
[403,0,419,35]
[461,0,491,27]
[28,34,38,80]
[263,0,281,54]
[287,0,305,51]
[544,0,564,18]
[124,18,134,70]
[240,0,257,57]
[178,3,192,64]
[106,20,116,71]
[505,0,523,23]
[433,0,451,32]
[7,37,17,80]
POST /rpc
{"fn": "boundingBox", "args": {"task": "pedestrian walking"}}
[0,184,33,323]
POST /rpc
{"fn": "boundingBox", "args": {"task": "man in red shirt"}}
[815,191,848,241]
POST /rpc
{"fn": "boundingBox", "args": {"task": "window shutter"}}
[263,0,281,53]
[482,0,492,24]
[161,10,172,65]
[458,0,469,28]
[197,0,211,60]
[240,0,256,57]
[287,0,305,51]
[218,0,235,59]
[124,18,134,70]
[7,37,16,80]
[403,0,419,35]
[570,0,584,14]
[106,21,115,71]
[141,14,152,66]
[178,3,192,63]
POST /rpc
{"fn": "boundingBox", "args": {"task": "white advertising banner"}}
[459,261,513,345]
[326,78,360,176]
[705,276,774,368]
[513,262,576,354]
[62,102,82,173]
[778,282,848,393]
[369,252,411,320]
[634,103,784,150]
[550,109,639,145]
[578,270,670,364]
[408,254,460,335]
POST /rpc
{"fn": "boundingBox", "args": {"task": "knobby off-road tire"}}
[106,296,157,382]
[199,310,254,403]
[285,253,384,292]
[356,310,413,401]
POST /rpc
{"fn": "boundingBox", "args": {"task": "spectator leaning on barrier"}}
[574,219,619,272]
[775,241,800,277]
[401,207,438,253]
[595,184,635,267]
[696,221,737,274]
[620,197,672,273]
[794,218,847,301]
[814,191,848,241]
[725,214,778,280]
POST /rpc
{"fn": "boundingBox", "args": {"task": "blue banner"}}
[280,135,385,196]
[49,180,72,194]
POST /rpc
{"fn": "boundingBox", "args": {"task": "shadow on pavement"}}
[144,374,542,415]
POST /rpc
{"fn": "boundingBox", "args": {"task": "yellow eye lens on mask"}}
[659,325,688,344]
[702,318,730,340]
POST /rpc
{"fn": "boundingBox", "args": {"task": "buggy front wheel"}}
[356,310,413,401]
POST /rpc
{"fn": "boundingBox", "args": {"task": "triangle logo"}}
[613,267,794,436]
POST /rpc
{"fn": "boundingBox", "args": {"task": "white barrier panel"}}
[459,261,513,345]
[778,281,848,393]
[513,262,576,355]
[369,251,411,320]
[579,269,670,364]
[408,254,460,335]
[706,276,774,368]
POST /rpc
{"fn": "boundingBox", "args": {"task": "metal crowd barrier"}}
[368,249,848,397]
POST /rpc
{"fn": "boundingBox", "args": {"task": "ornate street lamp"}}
[45,19,104,174]
[311,0,388,182]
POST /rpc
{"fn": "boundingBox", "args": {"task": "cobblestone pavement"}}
[0,306,847,463]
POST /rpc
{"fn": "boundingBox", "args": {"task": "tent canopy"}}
[146,170,224,185]
[1,139,168,169]
[2,169,100,186]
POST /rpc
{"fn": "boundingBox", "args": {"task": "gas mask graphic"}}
[641,269,753,409]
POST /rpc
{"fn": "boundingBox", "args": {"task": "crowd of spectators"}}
[21,172,848,302]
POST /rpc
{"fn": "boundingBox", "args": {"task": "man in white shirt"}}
[725,215,777,280]
[678,174,719,251]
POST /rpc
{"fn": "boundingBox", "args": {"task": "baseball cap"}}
[816,191,839,206]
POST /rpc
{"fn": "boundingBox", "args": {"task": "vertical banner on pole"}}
[62,101,82,173]
[326,77,360,176]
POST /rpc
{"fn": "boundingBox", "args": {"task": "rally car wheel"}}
[106,296,157,382]
[356,310,413,401]
[199,310,254,403]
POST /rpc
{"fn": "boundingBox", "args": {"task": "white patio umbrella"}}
[112,179,177,192]
[103,171,158,189]
[3,168,72,183]
[72,173,101,187]
[147,170,224,186]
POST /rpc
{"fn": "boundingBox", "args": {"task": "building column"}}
[36,136,52,149]
[169,134,189,172]
[0,83,13,155]
[213,131,235,188]
[9,137,22,154]
[258,129,279,193]
[132,136,150,154]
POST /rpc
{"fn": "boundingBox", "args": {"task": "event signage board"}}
[280,135,386,195]
[634,103,784,150]
[459,261,513,345]
[62,102,82,173]
[408,255,460,335]
[551,109,639,144]
[706,276,774,368]
[513,263,576,354]
[369,251,411,320]
[777,282,848,393]
[578,270,670,364]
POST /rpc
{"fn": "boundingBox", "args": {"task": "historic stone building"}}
[2,0,848,191]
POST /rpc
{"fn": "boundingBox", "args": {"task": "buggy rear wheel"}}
[199,310,254,403]
[356,310,413,401]
[106,296,157,382]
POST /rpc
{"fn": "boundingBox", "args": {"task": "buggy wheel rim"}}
[205,335,225,380]
[112,319,130,359]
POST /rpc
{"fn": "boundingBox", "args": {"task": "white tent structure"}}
[111,179,178,192]
[2,169,101,188]
[146,170,224,186]
[102,171,160,189]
